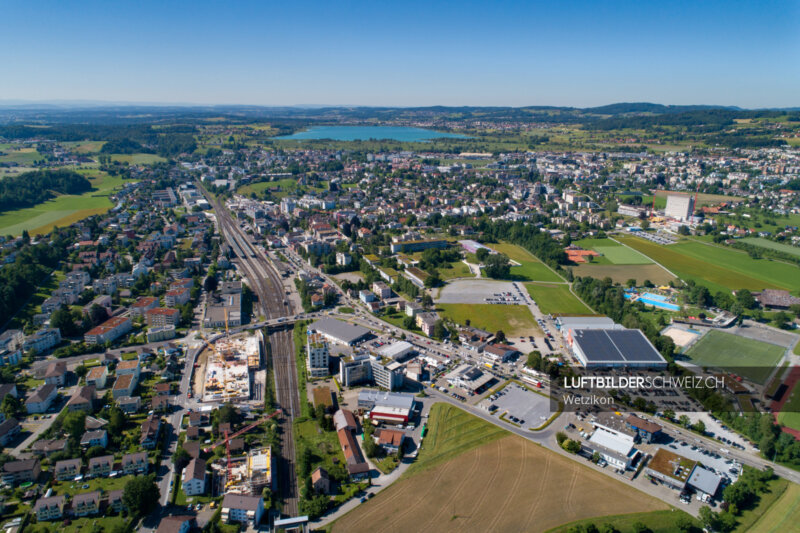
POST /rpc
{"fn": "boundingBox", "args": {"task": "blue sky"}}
[1,0,798,107]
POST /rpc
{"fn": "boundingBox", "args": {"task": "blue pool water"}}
[274,125,469,142]
[624,292,680,311]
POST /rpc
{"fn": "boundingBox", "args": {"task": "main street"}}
[202,187,302,516]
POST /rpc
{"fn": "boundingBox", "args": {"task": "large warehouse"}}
[571,328,667,369]
[378,341,415,361]
[308,318,371,346]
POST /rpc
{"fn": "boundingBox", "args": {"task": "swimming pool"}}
[625,292,681,311]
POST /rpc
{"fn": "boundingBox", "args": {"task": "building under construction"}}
[202,331,262,403]
[223,446,273,494]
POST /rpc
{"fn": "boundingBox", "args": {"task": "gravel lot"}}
[437,279,517,303]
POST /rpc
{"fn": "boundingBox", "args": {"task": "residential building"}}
[112,374,137,399]
[145,307,181,327]
[66,385,95,412]
[26,384,58,414]
[182,458,207,496]
[22,328,62,354]
[376,428,405,453]
[84,316,132,345]
[121,452,149,475]
[42,361,67,386]
[54,458,81,481]
[116,359,141,379]
[87,455,114,478]
[157,516,195,533]
[116,395,141,414]
[72,491,100,517]
[311,467,331,495]
[34,495,66,522]
[86,366,109,389]
[108,490,125,513]
[2,459,40,485]
[0,418,20,446]
[221,493,265,526]
[306,332,329,378]
[147,325,177,342]
[140,415,161,449]
[131,296,159,318]
[337,428,369,478]
[165,287,191,307]
[80,429,108,448]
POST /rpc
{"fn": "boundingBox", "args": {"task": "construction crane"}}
[203,409,283,454]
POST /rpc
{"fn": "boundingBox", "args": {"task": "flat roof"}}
[309,318,370,345]
[379,341,414,359]
[589,428,635,456]
[558,316,617,330]
[573,328,666,365]
[688,465,722,495]
[358,389,414,410]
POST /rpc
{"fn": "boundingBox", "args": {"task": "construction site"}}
[221,446,274,495]
[198,330,263,403]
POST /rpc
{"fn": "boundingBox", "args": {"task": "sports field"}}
[332,404,667,533]
[437,261,474,280]
[489,242,563,282]
[438,303,540,336]
[572,263,675,286]
[741,237,800,258]
[618,236,800,293]
[525,283,593,315]
[684,330,785,384]
[0,171,133,236]
[572,238,653,265]
[747,481,800,533]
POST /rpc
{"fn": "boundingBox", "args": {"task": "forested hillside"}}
[0,169,92,212]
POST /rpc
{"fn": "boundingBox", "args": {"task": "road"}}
[203,186,302,517]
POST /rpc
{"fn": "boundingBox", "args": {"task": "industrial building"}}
[665,193,695,222]
[571,328,667,369]
[444,364,493,393]
[339,354,403,390]
[378,341,415,361]
[357,390,415,424]
[308,318,371,346]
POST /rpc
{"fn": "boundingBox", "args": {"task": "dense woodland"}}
[0,169,91,212]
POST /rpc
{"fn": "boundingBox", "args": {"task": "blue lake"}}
[274,125,468,142]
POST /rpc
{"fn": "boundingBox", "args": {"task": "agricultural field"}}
[525,283,593,315]
[572,263,676,286]
[488,242,563,282]
[741,237,800,258]
[654,190,744,207]
[238,177,328,198]
[0,170,133,236]
[617,236,800,293]
[0,146,41,166]
[108,153,167,164]
[747,480,800,533]
[438,303,540,336]
[332,404,667,533]
[684,330,785,384]
[62,140,105,153]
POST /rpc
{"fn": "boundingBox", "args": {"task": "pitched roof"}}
[183,458,206,482]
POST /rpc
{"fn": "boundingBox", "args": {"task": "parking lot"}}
[482,382,553,429]
[661,439,741,485]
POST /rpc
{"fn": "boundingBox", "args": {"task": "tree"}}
[363,435,378,458]
[403,316,416,330]
[173,446,191,468]
[51,305,79,337]
[556,431,568,445]
[1,395,21,419]
[679,415,691,428]
[484,254,511,279]
[75,364,89,380]
[63,411,86,442]
[123,475,160,517]
[432,320,446,340]
[640,219,651,230]
[203,275,218,293]
[693,420,706,434]
[495,330,506,343]
[86,446,107,459]
[476,248,489,262]
[736,289,756,309]
[662,409,675,421]
[421,293,433,308]
[592,451,601,464]
[562,439,581,454]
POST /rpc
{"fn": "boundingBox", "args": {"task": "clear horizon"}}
[2,0,798,108]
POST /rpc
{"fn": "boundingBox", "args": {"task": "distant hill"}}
[582,102,740,116]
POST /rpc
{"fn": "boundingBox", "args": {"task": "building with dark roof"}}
[625,414,663,443]
[571,328,667,369]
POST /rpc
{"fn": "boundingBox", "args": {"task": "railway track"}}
[202,186,302,516]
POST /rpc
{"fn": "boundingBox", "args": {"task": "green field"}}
[777,378,800,432]
[525,283,593,315]
[488,242,563,282]
[747,480,800,533]
[0,147,41,166]
[684,330,785,384]
[438,261,474,279]
[408,403,507,474]
[438,303,541,336]
[594,245,653,265]
[618,236,800,293]
[741,237,800,258]
[0,171,133,236]
[109,153,167,164]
